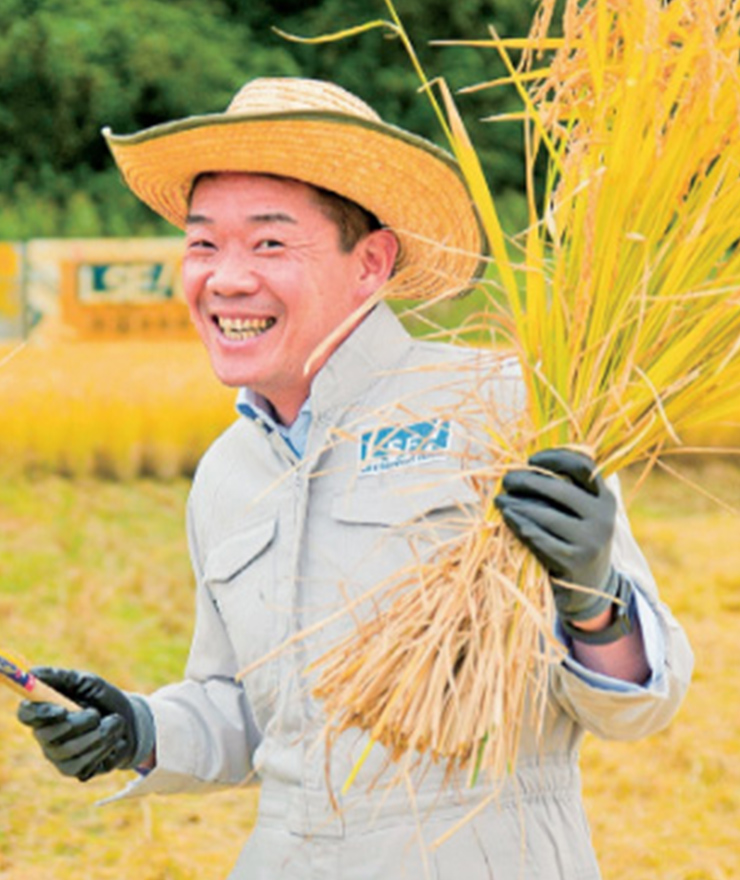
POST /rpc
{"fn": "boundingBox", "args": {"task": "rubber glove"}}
[494,448,624,625]
[17,667,154,782]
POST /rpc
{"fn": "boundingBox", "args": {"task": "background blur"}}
[0,1,738,878]
[0,0,536,240]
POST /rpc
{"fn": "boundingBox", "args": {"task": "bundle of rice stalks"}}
[492,0,740,469]
[261,0,740,791]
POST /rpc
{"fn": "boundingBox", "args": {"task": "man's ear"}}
[355,228,400,300]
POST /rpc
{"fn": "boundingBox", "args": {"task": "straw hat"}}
[103,77,486,300]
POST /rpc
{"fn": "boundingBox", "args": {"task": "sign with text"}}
[77,260,176,304]
[57,239,194,340]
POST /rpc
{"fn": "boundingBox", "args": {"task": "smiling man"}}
[17,77,693,880]
[183,172,398,423]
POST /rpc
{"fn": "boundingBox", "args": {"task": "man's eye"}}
[255,239,284,252]
[186,238,216,251]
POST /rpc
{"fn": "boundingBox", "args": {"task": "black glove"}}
[494,448,631,637]
[17,667,154,782]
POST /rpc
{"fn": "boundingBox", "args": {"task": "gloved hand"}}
[17,667,154,782]
[494,448,621,625]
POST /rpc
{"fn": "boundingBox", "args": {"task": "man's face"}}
[183,173,390,424]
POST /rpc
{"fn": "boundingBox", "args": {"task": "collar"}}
[236,388,312,457]
[235,302,412,450]
[309,301,411,417]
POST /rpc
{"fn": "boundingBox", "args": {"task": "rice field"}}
[0,458,738,878]
[1,310,739,878]
[3,2,740,872]
[2,331,738,484]
[0,339,235,480]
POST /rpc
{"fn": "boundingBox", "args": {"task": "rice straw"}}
[244,0,740,791]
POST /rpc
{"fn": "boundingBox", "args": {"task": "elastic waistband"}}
[256,756,581,840]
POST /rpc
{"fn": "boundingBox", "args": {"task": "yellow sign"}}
[56,239,195,340]
[0,243,22,333]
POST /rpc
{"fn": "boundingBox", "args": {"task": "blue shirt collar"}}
[234,304,412,457]
[236,387,312,458]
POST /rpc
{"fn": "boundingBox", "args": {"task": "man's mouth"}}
[215,316,276,341]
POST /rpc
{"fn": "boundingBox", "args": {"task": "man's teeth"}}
[217,316,275,340]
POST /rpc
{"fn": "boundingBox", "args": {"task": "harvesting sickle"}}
[0,650,79,710]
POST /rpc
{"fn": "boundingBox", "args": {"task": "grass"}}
[0,476,256,880]
[582,457,740,879]
[0,458,738,878]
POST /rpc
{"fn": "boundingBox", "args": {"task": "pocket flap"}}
[331,478,478,527]
[204,517,277,583]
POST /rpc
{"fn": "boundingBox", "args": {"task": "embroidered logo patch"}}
[359,419,452,475]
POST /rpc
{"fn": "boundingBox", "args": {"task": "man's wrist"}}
[569,605,613,632]
[128,695,156,769]
[560,573,636,646]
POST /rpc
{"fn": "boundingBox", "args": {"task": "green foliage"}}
[0,0,537,237]
[0,0,298,236]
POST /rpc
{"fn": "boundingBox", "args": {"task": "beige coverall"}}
[113,303,693,880]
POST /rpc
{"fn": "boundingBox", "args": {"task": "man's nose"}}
[206,253,260,296]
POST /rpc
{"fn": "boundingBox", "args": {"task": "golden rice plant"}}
[0,340,234,479]
[272,0,740,794]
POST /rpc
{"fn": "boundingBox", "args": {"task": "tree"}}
[0,0,298,234]
[0,0,540,236]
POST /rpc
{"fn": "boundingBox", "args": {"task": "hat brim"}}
[103,111,487,300]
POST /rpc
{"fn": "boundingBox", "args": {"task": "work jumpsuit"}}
[114,302,694,880]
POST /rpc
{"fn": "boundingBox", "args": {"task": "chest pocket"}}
[203,515,280,726]
[204,517,276,582]
[327,476,480,608]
